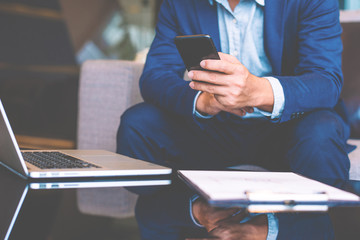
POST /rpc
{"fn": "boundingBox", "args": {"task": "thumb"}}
[226,108,247,117]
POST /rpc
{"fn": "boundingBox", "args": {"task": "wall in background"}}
[0,0,78,149]
[340,0,360,10]
[0,0,162,149]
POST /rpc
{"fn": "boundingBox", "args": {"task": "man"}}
[117,0,349,239]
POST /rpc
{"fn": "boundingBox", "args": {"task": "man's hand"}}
[189,52,274,114]
[195,92,254,117]
[192,198,268,240]
[192,198,247,232]
[209,215,268,240]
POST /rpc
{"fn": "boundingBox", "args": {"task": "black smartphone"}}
[174,34,220,72]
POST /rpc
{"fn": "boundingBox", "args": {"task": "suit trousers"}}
[117,102,350,240]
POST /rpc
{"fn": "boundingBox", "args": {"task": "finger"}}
[218,52,239,64]
[188,70,228,86]
[243,107,254,113]
[213,95,243,112]
[205,208,242,226]
[189,81,227,96]
[229,209,249,223]
[223,107,255,117]
[227,108,246,117]
[202,207,243,231]
[200,59,240,75]
[209,224,242,240]
[216,208,247,223]
[212,208,243,220]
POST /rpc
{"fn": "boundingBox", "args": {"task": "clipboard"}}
[178,170,360,212]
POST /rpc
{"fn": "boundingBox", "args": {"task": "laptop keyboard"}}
[22,151,100,169]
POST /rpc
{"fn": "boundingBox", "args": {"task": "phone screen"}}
[174,35,220,71]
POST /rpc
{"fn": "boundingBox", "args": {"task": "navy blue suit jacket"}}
[140,0,343,123]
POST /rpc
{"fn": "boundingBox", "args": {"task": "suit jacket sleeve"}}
[274,0,343,123]
[139,0,198,120]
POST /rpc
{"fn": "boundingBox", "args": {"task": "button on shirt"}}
[193,0,285,120]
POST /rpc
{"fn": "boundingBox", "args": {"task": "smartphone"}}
[174,34,220,72]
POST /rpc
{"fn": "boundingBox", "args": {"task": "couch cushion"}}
[77,60,143,151]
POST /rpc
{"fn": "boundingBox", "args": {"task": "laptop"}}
[0,100,171,179]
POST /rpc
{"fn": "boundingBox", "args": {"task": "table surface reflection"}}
[0,165,171,240]
[1,165,360,240]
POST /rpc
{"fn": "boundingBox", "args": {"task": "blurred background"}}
[0,0,358,150]
[0,0,162,150]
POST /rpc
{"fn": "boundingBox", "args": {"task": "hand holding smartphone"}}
[175,35,257,116]
[174,34,220,72]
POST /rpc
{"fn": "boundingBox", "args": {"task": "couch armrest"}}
[77,60,143,151]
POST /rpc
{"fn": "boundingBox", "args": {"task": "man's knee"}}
[287,110,350,179]
[292,110,346,143]
[119,102,160,133]
[117,103,166,145]
[117,103,163,157]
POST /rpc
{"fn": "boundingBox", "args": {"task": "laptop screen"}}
[0,100,28,176]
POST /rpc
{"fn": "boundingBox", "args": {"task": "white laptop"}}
[0,100,171,179]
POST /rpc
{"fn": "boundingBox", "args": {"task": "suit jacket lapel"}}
[195,0,221,51]
[264,0,286,75]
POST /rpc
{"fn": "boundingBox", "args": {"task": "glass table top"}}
[2,164,360,240]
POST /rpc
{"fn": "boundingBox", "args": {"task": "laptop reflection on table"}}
[0,163,170,240]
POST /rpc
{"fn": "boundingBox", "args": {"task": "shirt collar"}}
[208,0,265,7]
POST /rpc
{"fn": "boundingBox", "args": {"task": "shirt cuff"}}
[193,91,214,119]
[266,213,279,240]
[257,77,285,120]
[189,195,205,228]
